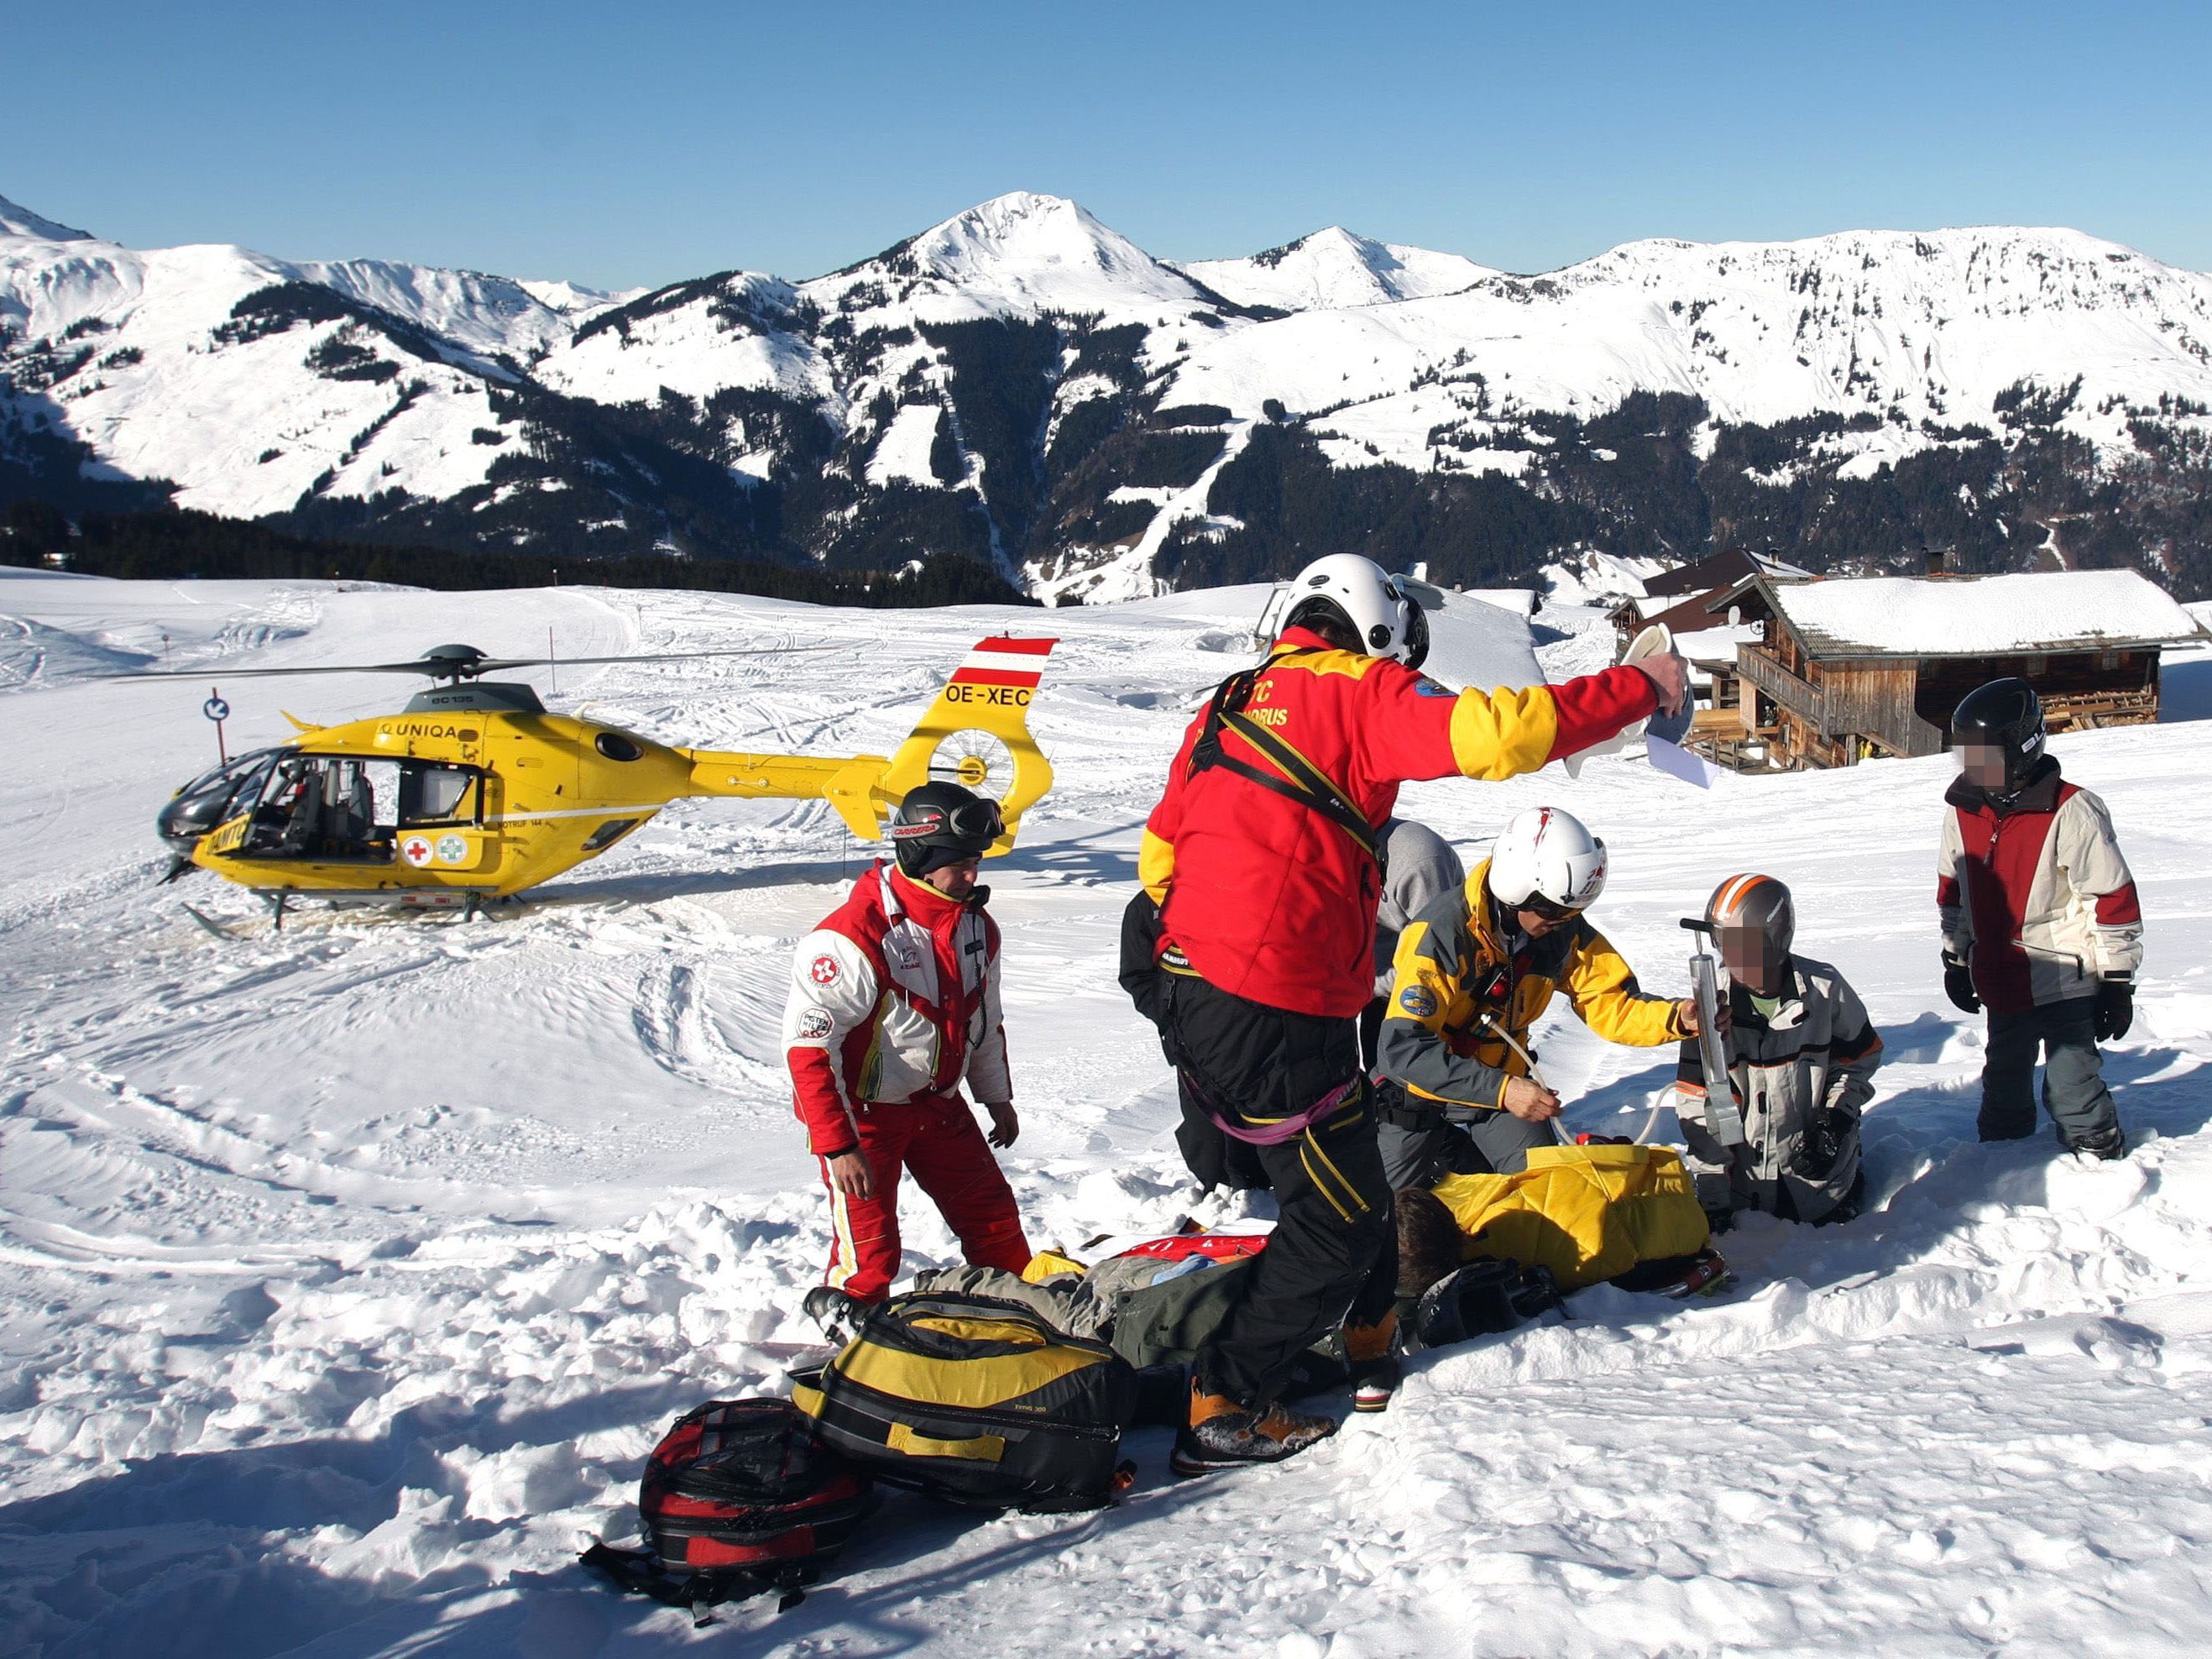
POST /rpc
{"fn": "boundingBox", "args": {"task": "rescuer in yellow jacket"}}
[1376,808,1701,1188]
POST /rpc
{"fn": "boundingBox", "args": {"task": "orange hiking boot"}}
[1343,1310,1400,1413]
[1170,1379,1339,1478]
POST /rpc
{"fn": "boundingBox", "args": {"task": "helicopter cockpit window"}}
[158,749,282,852]
[398,763,480,827]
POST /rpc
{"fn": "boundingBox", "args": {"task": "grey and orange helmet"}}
[1705,872,1796,963]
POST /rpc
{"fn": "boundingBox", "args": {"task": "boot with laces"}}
[1170,1379,1339,1478]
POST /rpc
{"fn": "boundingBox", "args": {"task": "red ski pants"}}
[820,1093,1032,1302]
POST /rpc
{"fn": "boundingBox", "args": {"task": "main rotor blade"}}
[487,644,836,670]
[91,642,833,683]
[90,660,470,681]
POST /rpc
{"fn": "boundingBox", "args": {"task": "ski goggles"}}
[1520,892,1587,924]
[889,798,1005,845]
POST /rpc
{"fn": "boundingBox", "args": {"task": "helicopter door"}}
[238,756,399,862]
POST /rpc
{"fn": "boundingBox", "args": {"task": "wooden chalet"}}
[1700,569,2206,771]
[1605,548,1811,646]
[1603,549,1810,769]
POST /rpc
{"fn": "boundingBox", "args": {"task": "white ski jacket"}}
[782,864,1011,1156]
[1937,762,2142,1014]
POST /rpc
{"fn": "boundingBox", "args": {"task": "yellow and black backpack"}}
[792,1293,1137,1513]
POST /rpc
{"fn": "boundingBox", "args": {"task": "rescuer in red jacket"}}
[782,784,1032,1302]
[1132,555,1687,1476]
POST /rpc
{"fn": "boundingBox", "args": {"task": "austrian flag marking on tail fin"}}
[949,636,1057,695]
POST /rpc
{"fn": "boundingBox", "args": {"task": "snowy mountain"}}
[0,193,92,242]
[6,190,2212,599]
[6,566,2212,1651]
[1179,224,1495,311]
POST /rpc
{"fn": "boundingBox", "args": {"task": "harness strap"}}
[1186,662,1381,866]
[1181,1067,1363,1146]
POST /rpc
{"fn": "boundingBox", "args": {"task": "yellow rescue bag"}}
[1430,1143,1710,1292]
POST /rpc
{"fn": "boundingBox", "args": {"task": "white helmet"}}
[1487,807,1608,913]
[1257,554,1430,667]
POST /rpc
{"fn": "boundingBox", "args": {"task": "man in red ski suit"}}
[783,784,1032,1301]
[1128,554,1688,1475]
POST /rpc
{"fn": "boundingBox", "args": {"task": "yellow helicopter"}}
[125,634,1057,923]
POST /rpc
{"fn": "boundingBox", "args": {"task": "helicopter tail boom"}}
[678,749,888,841]
[677,636,1057,850]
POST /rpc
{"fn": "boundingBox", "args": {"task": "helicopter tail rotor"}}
[879,637,1056,853]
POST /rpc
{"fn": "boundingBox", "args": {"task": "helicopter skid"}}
[249,886,501,930]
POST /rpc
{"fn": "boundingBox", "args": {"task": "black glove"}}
[2095,977,2134,1041]
[1792,1107,1853,1181]
[1943,954,1980,1015]
[1702,1203,1738,1237]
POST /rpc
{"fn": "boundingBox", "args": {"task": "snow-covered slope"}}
[531,270,824,408]
[0,225,530,519]
[1180,225,1494,311]
[7,570,2212,1654]
[1540,550,1676,605]
[293,259,620,363]
[8,189,2212,598]
[1165,226,2212,474]
[0,193,92,243]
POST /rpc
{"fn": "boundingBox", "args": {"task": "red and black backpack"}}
[582,1398,872,1623]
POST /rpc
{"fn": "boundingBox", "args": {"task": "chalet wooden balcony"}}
[1737,646,1947,758]
[1735,646,1822,720]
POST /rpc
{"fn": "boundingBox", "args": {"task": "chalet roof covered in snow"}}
[1733,569,2206,659]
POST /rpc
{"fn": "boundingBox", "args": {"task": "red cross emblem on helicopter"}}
[401,836,435,868]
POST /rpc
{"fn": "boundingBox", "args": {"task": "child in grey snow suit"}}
[1675,874,1883,1227]
[1938,678,2140,1158]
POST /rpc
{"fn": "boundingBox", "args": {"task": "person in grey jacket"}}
[1675,874,1884,1227]
[1362,818,1467,1073]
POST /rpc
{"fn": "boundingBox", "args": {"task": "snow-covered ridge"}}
[808,190,1210,317]
[1179,224,1496,312]
[1164,221,2212,478]
[8,187,2212,598]
[0,191,92,243]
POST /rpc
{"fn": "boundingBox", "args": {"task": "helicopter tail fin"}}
[871,636,1058,854]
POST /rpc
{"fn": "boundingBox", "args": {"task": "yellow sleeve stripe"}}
[1138,828,1177,903]
[1448,686,1559,782]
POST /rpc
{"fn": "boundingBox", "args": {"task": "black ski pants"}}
[1166,973,1396,1408]
[1980,997,2122,1149]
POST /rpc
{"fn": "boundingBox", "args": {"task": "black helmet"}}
[1706,873,1795,985]
[1950,678,2046,789]
[888,782,1003,878]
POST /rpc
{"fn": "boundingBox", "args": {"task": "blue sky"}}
[13,2,2208,288]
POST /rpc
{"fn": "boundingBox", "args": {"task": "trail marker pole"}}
[204,688,231,764]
